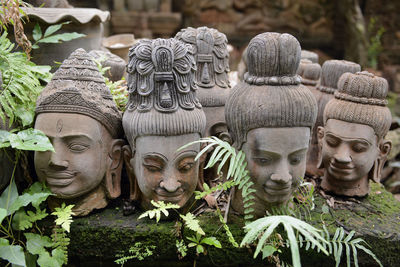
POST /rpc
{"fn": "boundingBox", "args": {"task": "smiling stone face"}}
[318,119,380,196]
[235,127,310,217]
[131,134,201,210]
[34,113,110,199]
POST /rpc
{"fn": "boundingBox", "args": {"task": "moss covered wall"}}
[68,183,400,267]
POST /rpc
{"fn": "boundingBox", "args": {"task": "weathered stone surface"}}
[67,183,400,267]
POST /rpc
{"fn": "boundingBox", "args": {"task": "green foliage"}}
[216,207,239,248]
[0,238,26,266]
[176,239,188,258]
[115,242,156,266]
[315,225,383,267]
[93,56,128,111]
[138,200,180,222]
[187,233,222,256]
[31,22,86,49]
[241,215,329,267]
[179,137,256,223]
[180,212,205,236]
[0,128,54,152]
[52,203,74,233]
[0,31,51,126]
[367,17,385,69]
[0,181,73,267]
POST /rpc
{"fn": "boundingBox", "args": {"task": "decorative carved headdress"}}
[123,38,206,144]
[225,32,317,149]
[317,60,361,94]
[35,48,122,138]
[324,71,391,139]
[175,26,230,107]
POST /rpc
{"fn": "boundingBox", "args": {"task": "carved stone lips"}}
[329,163,354,174]
[155,188,184,198]
[42,170,76,187]
[263,184,292,195]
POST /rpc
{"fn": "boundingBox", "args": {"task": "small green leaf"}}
[43,24,62,37]
[0,130,11,148]
[51,203,74,232]
[321,204,330,214]
[14,104,35,127]
[9,128,54,152]
[25,233,52,255]
[196,244,204,254]
[32,44,39,49]
[37,248,64,267]
[0,179,19,214]
[180,213,205,236]
[0,242,26,266]
[37,32,85,44]
[201,237,222,248]
[261,245,278,259]
[32,23,42,41]
[0,208,6,224]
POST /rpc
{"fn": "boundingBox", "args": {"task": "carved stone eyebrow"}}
[143,153,168,163]
[325,131,372,145]
[174,150,197,161]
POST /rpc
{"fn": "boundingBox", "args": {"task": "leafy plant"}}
[31,22,85,49]
[138,200,180,223]
[179,136,256,223]
[187,233,221,256]
[315,225,383,267]
[0,31,51,126]
[241,215,329,267]
[0,181,74,267]
[93,55,128,111]
[115,242,156,267]
[176,239,188,258]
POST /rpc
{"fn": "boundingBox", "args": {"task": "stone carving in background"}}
[123,38,206,212]
[301,50,319,63]
[175,26,231,139]
[296,59,324,177]
[89,49,126,81]
[34,48,124,216]
[318,71,392,197]
[309,60,361,177]
[225,32,318,218]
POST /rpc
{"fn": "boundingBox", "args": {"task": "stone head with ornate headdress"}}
[34,48,124,216]
[123,38,206,211]
[175,27,230,139]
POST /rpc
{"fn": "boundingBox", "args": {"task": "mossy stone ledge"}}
[68,183,400,267]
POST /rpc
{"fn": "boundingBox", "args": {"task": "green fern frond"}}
[315,226,383,267]
[138,200,180,222]
[241,215,329,267]
[180,137,256,223]
[0,31,50,126]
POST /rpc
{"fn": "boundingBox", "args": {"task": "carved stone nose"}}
[160,178,181,193]
[270,172,292,184]
[48,152,68,169]
[333,145,352,164]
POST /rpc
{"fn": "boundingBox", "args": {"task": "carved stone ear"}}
[369,139,392,183]
[316,126,325,169]
[105,139,125,199]
[122,144,141,201]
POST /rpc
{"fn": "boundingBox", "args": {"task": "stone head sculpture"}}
[34,48,124,216]
[175,27,230,139]
[301,50,319,63]
[123,38,206,211]
[225,32,318,217]
[318,71,392,197]
[307,60,361,177]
